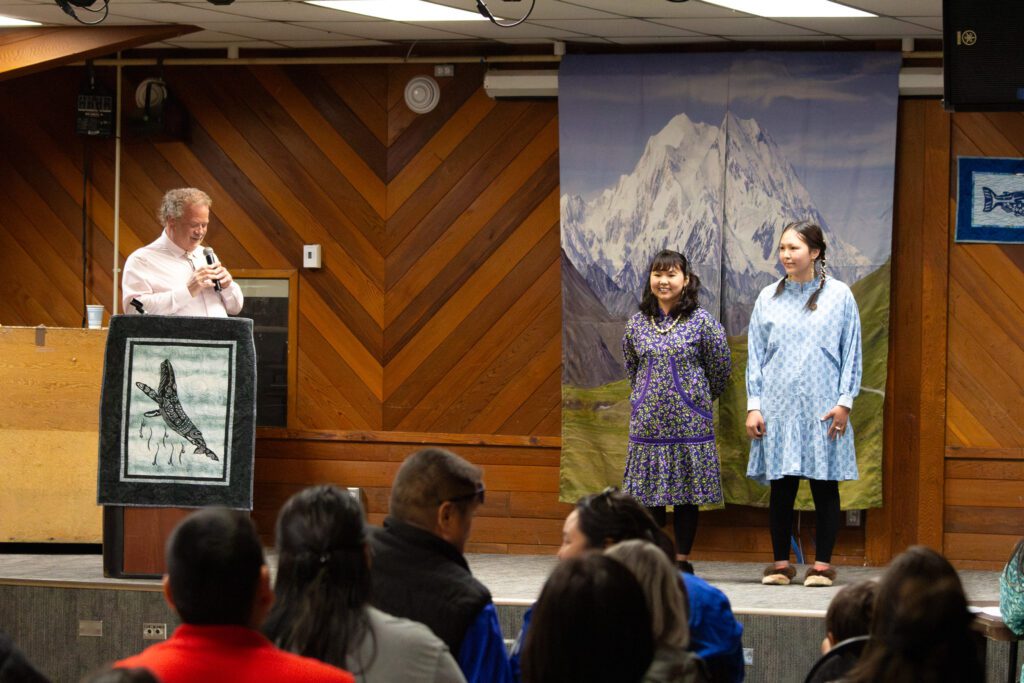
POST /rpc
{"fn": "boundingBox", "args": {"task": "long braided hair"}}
[772,220,828,311]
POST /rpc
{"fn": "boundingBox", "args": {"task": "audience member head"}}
[846,545,983,683]
[559,488,676,562]
[262,485,373,670]
[605,539,689,650]
[822,579,876,653]
[388,448,484,553]
[522,553,654,683]
[163,508,269,628]
[0,628,50,683]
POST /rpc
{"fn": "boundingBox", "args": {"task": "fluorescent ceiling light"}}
[701,0,876,17]
[305,0,487,21]
[0,15,41,26]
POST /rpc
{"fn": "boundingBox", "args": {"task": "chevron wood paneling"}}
[7,66,1022,563]
[0,63,562,551]
[943,110,1024,567]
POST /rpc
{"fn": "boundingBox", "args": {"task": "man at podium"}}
[122,188,243,317]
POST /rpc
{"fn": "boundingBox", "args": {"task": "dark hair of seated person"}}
[825,580,876,645]
[0,629,50,683]
[262,485,375,674]
[575,489,677,561]
[844,545,984,683]
[521,553,654,683]
[165,508,265,626]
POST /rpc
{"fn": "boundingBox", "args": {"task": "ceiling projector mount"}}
[55,0,108,25]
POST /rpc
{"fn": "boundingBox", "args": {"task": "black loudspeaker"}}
[943,0,1024,111]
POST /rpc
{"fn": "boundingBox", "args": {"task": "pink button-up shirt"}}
[121,231,243,317]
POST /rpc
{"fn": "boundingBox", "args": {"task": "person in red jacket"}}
[115,508,353,683]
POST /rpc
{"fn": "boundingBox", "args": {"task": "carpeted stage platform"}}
[0,554,1018,683]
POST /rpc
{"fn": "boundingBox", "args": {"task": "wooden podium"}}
[96,315,257,578]
[102,506,192,578]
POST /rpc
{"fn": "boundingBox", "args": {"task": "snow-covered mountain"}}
[561,111,875,335]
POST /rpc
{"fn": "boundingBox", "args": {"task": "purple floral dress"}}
[622,307,732,506]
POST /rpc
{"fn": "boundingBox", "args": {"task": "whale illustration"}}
[136,359,219,462]
[982,187,1024,217]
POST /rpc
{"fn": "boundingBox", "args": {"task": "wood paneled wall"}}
[0,64,563,552]
[1,66,1020,563]
[943,111,1024,568]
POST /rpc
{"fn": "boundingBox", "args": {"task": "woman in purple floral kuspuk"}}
[622,249,732,570]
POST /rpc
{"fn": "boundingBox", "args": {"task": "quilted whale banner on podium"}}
[97,314,256,509]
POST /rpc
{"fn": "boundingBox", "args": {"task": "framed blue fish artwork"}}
[956,156,1024,243]
[97,315,256,509]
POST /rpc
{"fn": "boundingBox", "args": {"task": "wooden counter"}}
[0,326,105,543]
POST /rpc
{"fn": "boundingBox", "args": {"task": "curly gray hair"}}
[158,188,212,226]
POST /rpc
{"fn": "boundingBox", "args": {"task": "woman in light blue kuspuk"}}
[745,221,862,588]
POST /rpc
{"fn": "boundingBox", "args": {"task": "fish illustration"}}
[136,359,219,462]
[982,187,1024,217]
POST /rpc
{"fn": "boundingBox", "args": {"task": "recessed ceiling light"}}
[0,15,41,26]
[700,0,876,17]
[305,0,487,21]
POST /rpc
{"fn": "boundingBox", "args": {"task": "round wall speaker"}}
[404,75,440,114]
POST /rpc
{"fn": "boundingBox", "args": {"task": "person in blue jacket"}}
[510,489,744,683]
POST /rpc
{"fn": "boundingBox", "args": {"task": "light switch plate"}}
[303,244,322,269]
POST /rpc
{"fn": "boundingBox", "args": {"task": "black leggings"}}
[647,504,700,555]
[769,476,840,563]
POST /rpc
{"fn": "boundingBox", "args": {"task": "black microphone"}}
[203,247,222,292]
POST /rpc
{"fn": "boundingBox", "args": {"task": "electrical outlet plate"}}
[79,620,103,637]
[143,623,168,640]
[846,509,862,526]
[743,648,754,665]
[433,64,454,78]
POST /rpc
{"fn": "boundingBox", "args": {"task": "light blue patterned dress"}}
[745,276,862,485]
[623,307,732,505]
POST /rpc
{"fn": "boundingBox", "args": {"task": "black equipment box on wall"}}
[943,0,1024,112]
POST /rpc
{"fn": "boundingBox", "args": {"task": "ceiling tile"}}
[777,16,939,36]
[192,20,343,39]
[606,35,729,44]
[292,19,477,39]
[164,29,266,42]
[432,0,622,20]
[839,0,941,16]
[555,0,751,18]
[179,1,367,21]
[113,2,245,22]
[424,19,591,39]
[272,38,389,46]
[529,18,700,37]
[652,16,824,36]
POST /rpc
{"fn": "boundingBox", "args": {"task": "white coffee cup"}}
[86,305,104,329]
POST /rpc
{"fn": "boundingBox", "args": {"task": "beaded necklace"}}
[650,312,682,335]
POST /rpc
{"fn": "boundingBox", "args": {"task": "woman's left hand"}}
[821,405,851,440]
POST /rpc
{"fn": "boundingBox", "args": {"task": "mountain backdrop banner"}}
[559,52,898,510]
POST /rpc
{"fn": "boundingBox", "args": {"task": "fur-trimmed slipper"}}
[803,566,837,587]
[761,564,797,585]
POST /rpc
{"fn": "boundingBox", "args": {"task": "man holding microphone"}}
[122,188,243,317]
